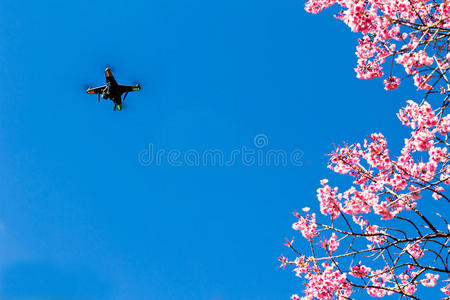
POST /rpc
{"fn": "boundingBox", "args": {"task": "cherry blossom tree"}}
[280,0,450,298]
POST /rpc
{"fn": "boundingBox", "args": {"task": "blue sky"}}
[0,0,442,299]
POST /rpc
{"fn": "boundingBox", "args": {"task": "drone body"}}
[86,68,141,111]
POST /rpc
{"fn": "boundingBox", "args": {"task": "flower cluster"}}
[292,210,318,241]
[350,263,371,278]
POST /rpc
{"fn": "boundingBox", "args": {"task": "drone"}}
[86,67,141,111]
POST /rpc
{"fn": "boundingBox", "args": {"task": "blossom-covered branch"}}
[306,0,450,95]
[281,101,450,299]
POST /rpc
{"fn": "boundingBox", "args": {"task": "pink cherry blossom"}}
[350,263,371,277]
[355,59,384,79]
[302,263,352,300]
[442,280,450,295]
[433,186,445,200]
[319,233,340,253]
[384,76,401,90]
[317,181,342,219]
[365,224,387,245]
[421,273,439,287]
[405,243,424,259]
[413,74,433,90]
[292,212,318,241]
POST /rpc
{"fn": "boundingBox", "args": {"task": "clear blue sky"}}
[0,0,440,299]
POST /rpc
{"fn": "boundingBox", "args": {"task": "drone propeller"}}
[104,65,115,74]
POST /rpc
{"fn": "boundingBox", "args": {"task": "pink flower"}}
[421,273,439,287]
[432,186,444,200]
[319,233,340,253]
[356,36,377,59]
[302,262,352,300]
[438,115,450,134]
[412,129,434,151]
[293,256,309,278]
[365,224,387,245]
[363,133,391,169]
[304,0,335,14]
[328,144,362,175]
[342,187,379,215]
[429,146,447,163]
[366,269,393,297]
[355,59,384,79]
[413,74,432,90]
[384,76,401,90]
[441,281,450,295]
[396,51,434,75]
[367,287,387,297]
[405,243,424,259]
[373,201,396,220]
[397,100,437,129]
[317,181,342,219]
[292,213,318,241]
[352,215,368,228]
[350,263,371,277]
